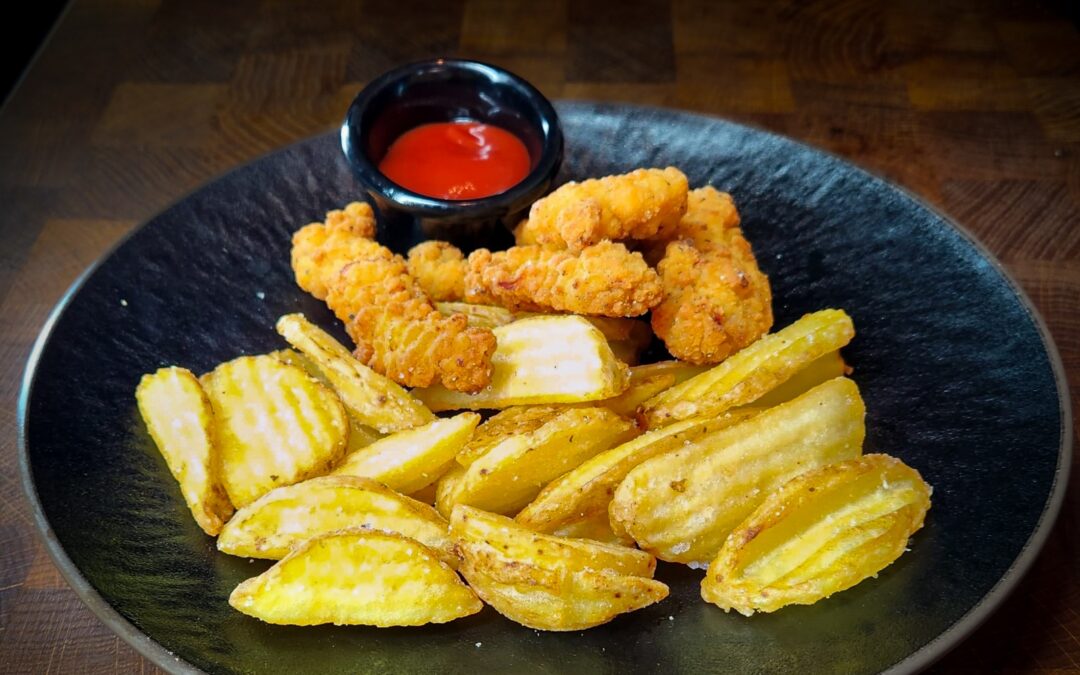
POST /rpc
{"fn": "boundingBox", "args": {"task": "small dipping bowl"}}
[341,58,563,252]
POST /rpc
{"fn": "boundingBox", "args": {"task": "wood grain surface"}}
[1,1,1077,672]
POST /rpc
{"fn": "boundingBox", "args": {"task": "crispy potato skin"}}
[136,366,234,535]
[407,241,467,302]
[702,454,932,615]
[464,242,663,317]
[291,202,496,393]
[229,530,481,626]
[522,167,689,250]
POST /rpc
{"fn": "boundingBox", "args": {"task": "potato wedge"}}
[640,309,855,427]
[276,313,434,433]
[550,511,635,547]
[435,406,636,516]
[629,360,709,386]
[516,410,759,534]
[590,372,676,417]
[331,413,480,494]
[452,505,654,577]
[747,349,847,410]
[217,475,453,564]
[456,405,562,467]
[436,302,515,329]
[513,314,653,366]
[612,377,865,564]
[452,507,666,631]
[702,454,931,615]
[413,316,630,411]
[203,355,349,508]
[229,529,481,626]
[135,366,234,535]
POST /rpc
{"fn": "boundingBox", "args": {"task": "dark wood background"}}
[1,0,1077,672]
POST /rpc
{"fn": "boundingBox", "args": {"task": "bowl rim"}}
[340,57,563,215]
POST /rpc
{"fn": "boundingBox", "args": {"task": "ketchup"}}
[378,121,531,200]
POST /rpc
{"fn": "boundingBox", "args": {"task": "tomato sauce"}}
[378,121,531,200]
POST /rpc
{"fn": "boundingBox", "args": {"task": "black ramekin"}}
[341,58,563,252]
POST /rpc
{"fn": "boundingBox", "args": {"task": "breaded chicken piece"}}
[651,236,773,365]
[525,167,689,250]
[291,202,495,393]
[291,202,380,300]
[641,186,741,264]
[406,241,467,302]
[464,241,663,317]
[328,259,496,392]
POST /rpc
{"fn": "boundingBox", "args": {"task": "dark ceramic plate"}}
[19,102,1071,674]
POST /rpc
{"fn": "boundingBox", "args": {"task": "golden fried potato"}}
[456,406,561,467]
[414,316,630,411]
[203,355,349,508]
[135,367,234,535]
[513,314,653,366]
[592,372,675,417]
[702,454,932,615]
[275,313,435,433]
[612,377,865,564]
[229,530,481,626]
[217,475,453,564]
[550,510,635,547]
[747,349,847,409]
[435,406,636,516]
[452,507,667,631]
[629,360,709,386]
[640,309,855,427]
[516,410,759,535]
[435,302,515,329]
[331,413,480,494]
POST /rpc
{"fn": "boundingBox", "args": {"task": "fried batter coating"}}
[291,202,495,393]
[407,241,467,302]
[292,202,380,300]
[651,237,773,364]
[464,241,663,317]
[525,168,689,250]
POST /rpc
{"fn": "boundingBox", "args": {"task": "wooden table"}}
[1,1,1077,672]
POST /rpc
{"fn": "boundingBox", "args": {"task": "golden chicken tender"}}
[291,202,379,300]
[135,366,234,535]
[407,241,467,301]
[702,454,932,615]
[641,308,856,427]
[464,242,662,317]
[435,406,635,517]
[331,413,480,494]
[435,302,515,329]
[456,405,562,467]
[275,314,434,433]
[229,530,481,626]
[525,167,689,250]
[452,507,668,631]
[217,475,454,564]
[656,186,741,253]
[414,316,630,412]
[203,355,349,508]
[516,411,758,535]
[612,377,866,564]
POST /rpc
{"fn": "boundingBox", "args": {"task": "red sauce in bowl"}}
[377,121,531,200]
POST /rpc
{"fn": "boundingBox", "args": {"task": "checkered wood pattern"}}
[1,1,1077,671]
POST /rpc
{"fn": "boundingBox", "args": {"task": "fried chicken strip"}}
[406,241,467,302]
[291,202,495,393]
[465,241,663,317]
[650,189,773,364]
[521,167,689,250]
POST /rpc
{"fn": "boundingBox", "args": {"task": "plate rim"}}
[17,101,1073,675]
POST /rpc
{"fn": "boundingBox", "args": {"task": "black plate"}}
[19,102,1071,674]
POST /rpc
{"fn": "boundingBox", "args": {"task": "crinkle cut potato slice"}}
[202,355,349,508]
[276,313,435,433]
[135,366,234,535]
[612,377,866,564]
[217,475,454,564]
[702,454,932,615]
[413,316,630,411]
[456,405,562,467]
[451,506,667,631]
[330,412,480,494]
[229,529,481,626]
[435,406,636,516]
[640,309,855,427]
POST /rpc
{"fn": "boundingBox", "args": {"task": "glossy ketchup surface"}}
[378,121,531,200]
